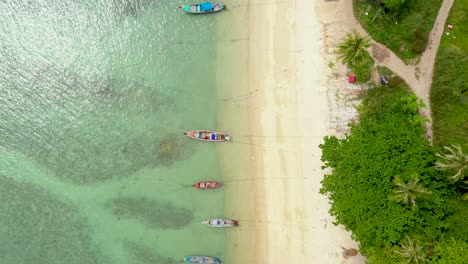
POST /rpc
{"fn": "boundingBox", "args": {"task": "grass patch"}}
[377,65,394,77]
[353,50,375,83]
[353,0,442,60]
[431,0,468,151]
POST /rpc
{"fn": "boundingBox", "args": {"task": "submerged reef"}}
[0,59,183,184]
[157,136,186,165]
[0,176,103,264]
[110,197,194,229]
[112,0,156,17]
[124,241,179,264]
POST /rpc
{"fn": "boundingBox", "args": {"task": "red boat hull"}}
[194,181,222,189]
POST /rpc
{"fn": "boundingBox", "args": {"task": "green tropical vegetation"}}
[320,75,468,262]
[394,236,426,264]
[336,29,374,83]
[435,144,468,182]
[428,238,468,263]
[353,0,442,60]
[430,0,468,151]
[336,29,372,68]
[379,0,409,10]
[390,174,432,209]
[322,1,468,262]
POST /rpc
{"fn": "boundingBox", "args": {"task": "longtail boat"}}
[194,181,222,189]
[180,2,225,14]
[184,130,230,142]
[182,256,221,263]
[202,218,238,228]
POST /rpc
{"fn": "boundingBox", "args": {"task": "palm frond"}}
[435,144,468,182]
[394,236,426,264]
[336,29,372,67]
[390,175,432,209]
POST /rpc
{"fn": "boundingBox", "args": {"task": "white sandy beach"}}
[218,0,368,263]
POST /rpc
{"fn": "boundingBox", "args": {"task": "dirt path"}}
[342,0,454,143]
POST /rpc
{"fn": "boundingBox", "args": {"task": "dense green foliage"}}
[323,1,468,262]
[320,77,468,262]
[381,0,409,10]
[443,198,468,242]
[353,51,374,83]
[354,0,442,60]
[431,0,468,206]
[321,79,442,250]
[428,238,468,263]
[431,0,468,151]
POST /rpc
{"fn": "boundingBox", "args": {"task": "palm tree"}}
[462,192,468,201]
[395,236,426,264]
[390,174,432,209]
[435,144,468,182]
[336,29,372,67]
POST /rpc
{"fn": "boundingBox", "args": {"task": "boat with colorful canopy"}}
[180,2,225,14]
[184,130,230,142]
[202,218,238,228]
[194,181,222,189]
[182,256,221,263]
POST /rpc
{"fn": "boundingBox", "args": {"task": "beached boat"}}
[180,2,225,14]
[194,181,222,189]
[182,256,221,263]
[184,130,230,142]
[202,218,238,228]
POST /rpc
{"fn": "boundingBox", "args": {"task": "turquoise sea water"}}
[0,0,242,263]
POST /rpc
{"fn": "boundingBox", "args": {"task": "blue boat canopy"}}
[200,2,213,11]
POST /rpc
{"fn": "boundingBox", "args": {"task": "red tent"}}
[348,75,356,83]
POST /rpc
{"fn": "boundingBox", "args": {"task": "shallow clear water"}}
[0,0,229,263]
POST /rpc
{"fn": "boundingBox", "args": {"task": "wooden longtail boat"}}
[202,218,238,228]
[194,181,222,189]
[180,2,225,14]
[184,130,230,142]
[182,256,221,263]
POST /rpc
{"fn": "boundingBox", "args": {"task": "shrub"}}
[428,238,468,263]
[412,27,428,53]
[320,84,443,254]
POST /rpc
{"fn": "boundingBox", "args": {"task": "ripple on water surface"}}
[0,0,225,262]
[0,62,192,184]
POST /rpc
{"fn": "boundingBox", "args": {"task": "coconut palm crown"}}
[390,174,432,209]
[336,29,372,67]
[435,144,468,182]
[395,236,426,264]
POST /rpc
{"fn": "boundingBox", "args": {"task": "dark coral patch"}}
[110,197,193,229]
[0,176,104,264]
[124,241,179,264]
